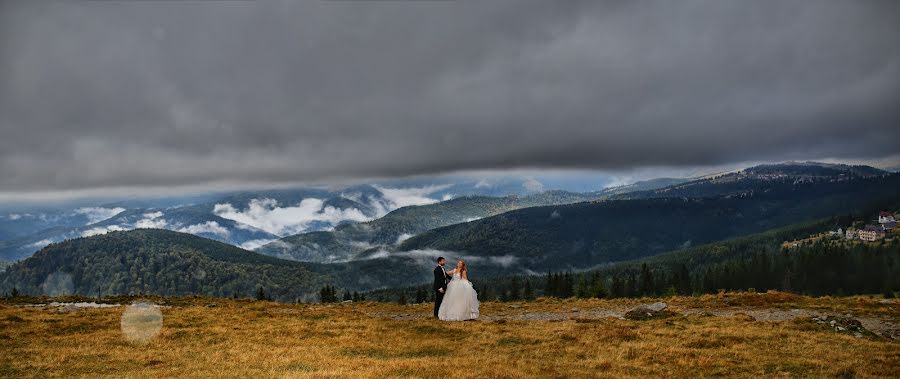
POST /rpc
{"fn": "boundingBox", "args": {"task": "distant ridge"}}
[607,161,887,201]
[743,161,886,178]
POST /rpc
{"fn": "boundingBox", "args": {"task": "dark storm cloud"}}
[1,0,898,193]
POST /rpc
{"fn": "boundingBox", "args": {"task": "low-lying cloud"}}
[395,233,414,245]
[28,239,54,249]
[79,211,166,237]
[133,211,167,229]
[81,225,126,237]
[369,184,450,215]
[366,248,520,269]
[177,221,229,239]
[213,198,369,237]
[239,238,276,251]
[74,207,126,224]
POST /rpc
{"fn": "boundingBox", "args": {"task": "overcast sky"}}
[1,0,898,198]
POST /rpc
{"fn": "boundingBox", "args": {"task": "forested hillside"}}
[0,229,328,301]
[372,215,900,303]
[399,173,900,270]
[256,190,601,262]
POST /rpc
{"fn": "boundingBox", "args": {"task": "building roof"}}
[880,211,892,217]
[863,225,885,233]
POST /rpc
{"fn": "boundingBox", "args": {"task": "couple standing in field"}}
[432,256,480,321]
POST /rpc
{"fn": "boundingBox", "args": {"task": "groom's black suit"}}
[433,265,451,318]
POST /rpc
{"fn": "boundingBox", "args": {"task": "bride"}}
[438,260,479,321]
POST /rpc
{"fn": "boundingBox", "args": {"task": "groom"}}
[433,256,451,319]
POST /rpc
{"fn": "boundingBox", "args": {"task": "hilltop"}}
[0,229,327,302]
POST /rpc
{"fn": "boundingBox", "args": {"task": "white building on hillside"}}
[859,225,886,242]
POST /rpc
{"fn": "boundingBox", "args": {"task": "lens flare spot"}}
[120,302,163,344]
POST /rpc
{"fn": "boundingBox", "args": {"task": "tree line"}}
[368,236,898,304]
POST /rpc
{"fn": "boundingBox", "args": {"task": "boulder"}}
[625,302,672,320]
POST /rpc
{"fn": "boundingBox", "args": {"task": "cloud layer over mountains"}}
[213,185,448,236]
[1,1,898,196]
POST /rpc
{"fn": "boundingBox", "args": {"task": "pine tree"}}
[545,271,553,297]
[591,273,608,299]
[781,269,793,293]
[319,285,338,303]
[509,276,521,301]
[563,272,575,298]
[611,275,624,298]
[342,291,352,302]
[10,287,18,298]
[626,271,638,298]
[639,263,655,297]
[676,264,692,295]
[415,288,427,303]
[702,268,716,294]
[256,287,267,301]
[576,275,591,298]
[523,279,535,301]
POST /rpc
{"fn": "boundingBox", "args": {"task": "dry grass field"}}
[1,292,898,378]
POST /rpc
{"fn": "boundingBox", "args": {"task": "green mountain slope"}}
[398,174,900,270]
[370,213,899,302]
[256,190,602,262]
[0,229,328,301]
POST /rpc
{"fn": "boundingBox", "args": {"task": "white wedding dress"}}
[438,271,479,321]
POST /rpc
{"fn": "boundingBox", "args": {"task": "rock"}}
[205,303,217,308]
[882,329,900,340]
[570,308,580,312]
[814,316,870,336]
[646,302,667,312]
[56,304,80,313]
[624,302,672,320]
[508,304,522,309]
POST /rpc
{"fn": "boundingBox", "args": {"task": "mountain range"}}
[0,177,575,262]
[1,162,896,299]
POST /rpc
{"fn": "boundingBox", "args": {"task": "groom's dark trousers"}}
[433,266,448,318]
